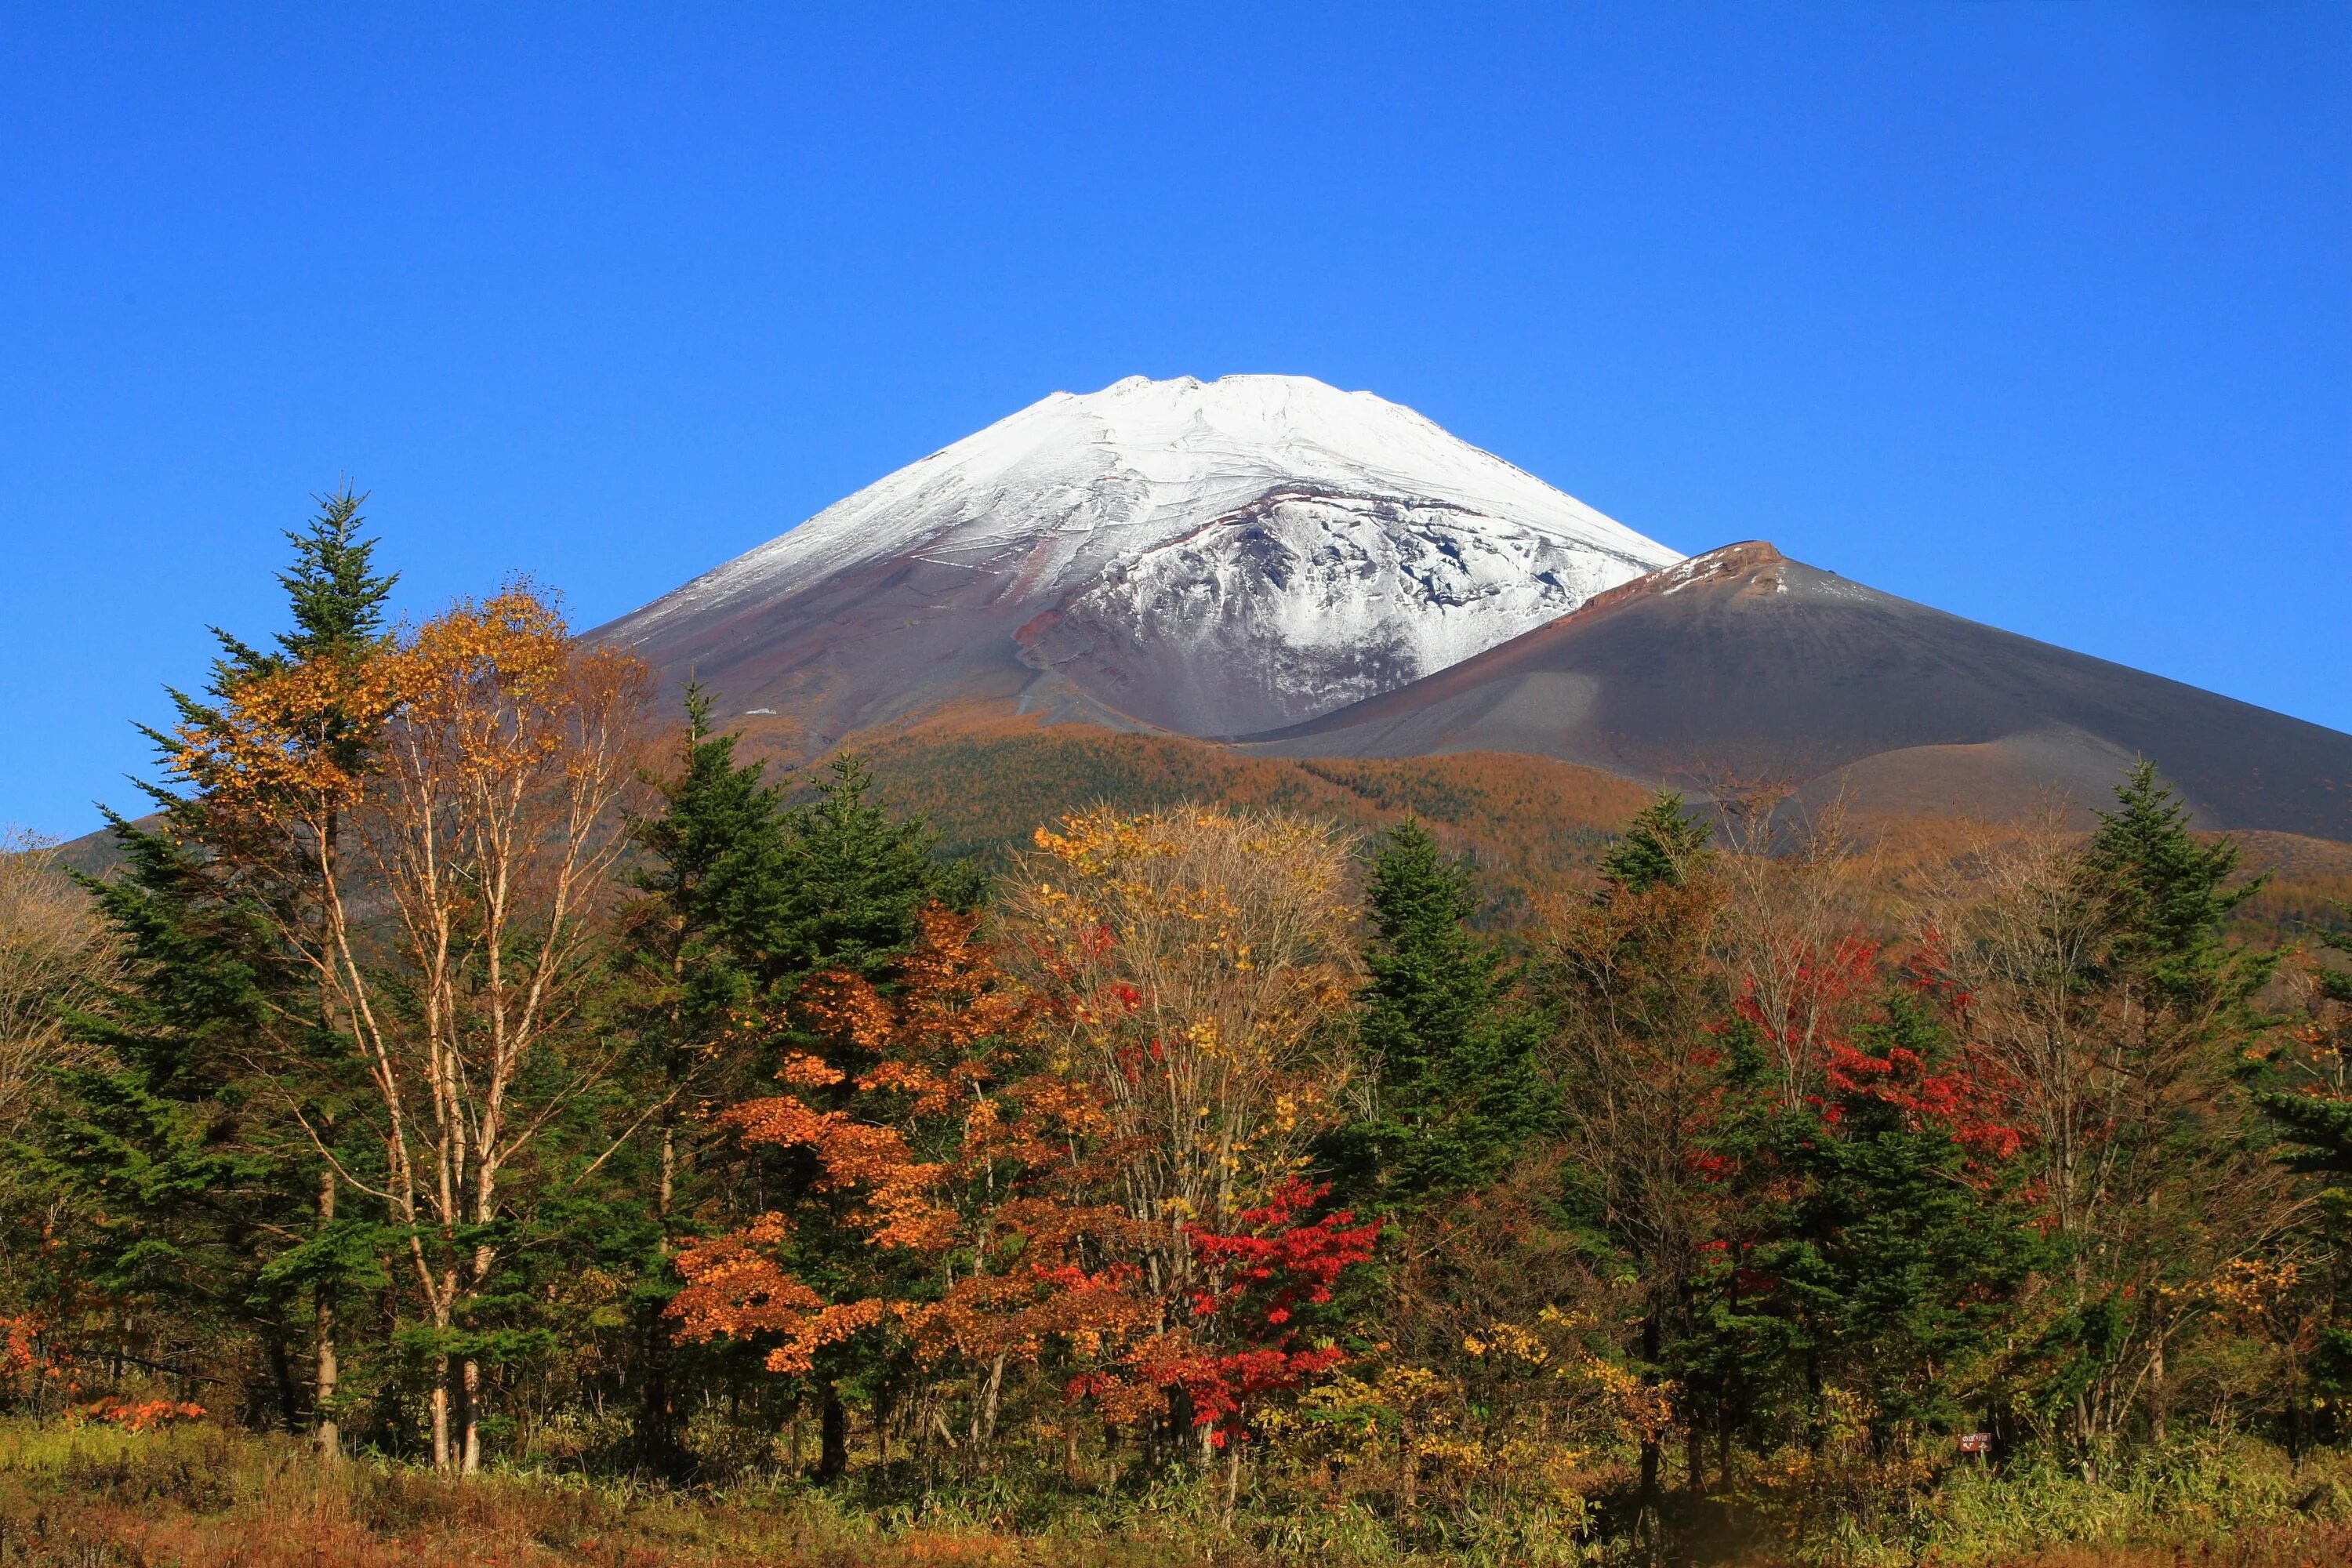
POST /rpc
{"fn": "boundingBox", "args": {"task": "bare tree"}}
[0,831,116,1140]
[1919,818,2288,1462]
[1708,786,1875,1110]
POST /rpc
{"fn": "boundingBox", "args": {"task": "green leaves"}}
[1598,789,1712,897]
[1328,820,1546,1221]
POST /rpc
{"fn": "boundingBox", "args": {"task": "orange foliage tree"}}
[671,906,1152,1468]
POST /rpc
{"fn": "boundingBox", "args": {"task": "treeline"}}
[4,496,2351,1559]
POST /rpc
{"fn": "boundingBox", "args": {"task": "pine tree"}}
[2258,920,2352,1174]
[1334,820,1545,1211]
[2089,760,2266,1014]
[2012,760,2274,1453]
[1599,789,1714,897]
[625,727,977,1481]
[621,683,792,1474]
[47,488,398,1454]
[759,753,979,993]
[1761,994,2032,1449]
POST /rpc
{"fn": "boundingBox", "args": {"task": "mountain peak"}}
[607,376,1682,742]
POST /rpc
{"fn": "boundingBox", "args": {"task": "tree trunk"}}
[430,1353,452,1472]
[315,1166,342,1462]
[637,1120,685,1476]
[461,1356,482,1474]
[1635,1307,1664,1540]
[817,1384,849,1483]
[1221,1436,1243,1527]
[975,1353,1007,1447]
[267,1328,300,1433]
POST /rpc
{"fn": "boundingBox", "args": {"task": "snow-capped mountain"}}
[608,374,1680,745]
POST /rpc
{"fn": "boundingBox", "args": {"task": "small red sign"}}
[1958,1432,1993,1454]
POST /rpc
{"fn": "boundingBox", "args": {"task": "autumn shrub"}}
[1795,1436,2352,1566]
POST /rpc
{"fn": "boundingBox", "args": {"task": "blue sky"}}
[3,4,2347,839]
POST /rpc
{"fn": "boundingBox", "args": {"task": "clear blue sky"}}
[4,4,2347,839]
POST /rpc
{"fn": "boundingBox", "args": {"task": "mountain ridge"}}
[1240,539,2352,839]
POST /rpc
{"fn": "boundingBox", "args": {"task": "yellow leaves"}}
[1462,1321,1549,1366]
[1006,804,1362,1263]
[2209,1256,2306,1337]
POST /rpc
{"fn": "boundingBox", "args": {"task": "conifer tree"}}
[622,683,791,1474]
[759,754,979,990]
[1759,993,2031,1450]
[1599,789,1715,896]
[1334,820,1544,1211]
[2089,760,2267,1014]
[45,488,397,1450]
[626,725,978,1480]
[2258,920,2352,1174]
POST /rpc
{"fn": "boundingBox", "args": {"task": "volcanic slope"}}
[1240,542,2352,840]
[600,374,1680,751]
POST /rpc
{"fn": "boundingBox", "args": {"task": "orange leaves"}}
[720,1094,956,1252]
[0,1314,42,1396]
[175,648,395,818]
[670,1215,887,1375]
[776,1053,846,1087]
[795,970,898,1054]
[78,1397,209,1432]
[374,585,651,850]
[677,906,1138,1381]
[387,585,577,768]
[172,580,651,843]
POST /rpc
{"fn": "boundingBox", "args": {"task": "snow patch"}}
[630,375,1679,634]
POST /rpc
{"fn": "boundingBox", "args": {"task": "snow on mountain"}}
[612,374,1682,741]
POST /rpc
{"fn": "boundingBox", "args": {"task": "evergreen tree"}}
[2257,919,2352,1174]
[757,753,979,992]
[623,724,977,1480]
[1599,789,1715,896]
[2013,760,2274,1454]
[620,684,792,1474]
[1761,994,2032,1448]
[42,489,397,1450]
[1333,820,1545,1210]
[2089,760,2267,1014]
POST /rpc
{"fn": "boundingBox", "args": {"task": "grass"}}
[0,1419,1305,1568]
[6,1421,2352,1566]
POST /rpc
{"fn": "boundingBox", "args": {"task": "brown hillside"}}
[727,711,1652,926]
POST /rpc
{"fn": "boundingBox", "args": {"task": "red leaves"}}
[1735,932,1881,1075]
[1189,1179,1377,1324]
[1112,1180,1381,1445]
[1827,1036,2026,1162]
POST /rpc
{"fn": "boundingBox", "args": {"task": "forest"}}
[5,497,2352,1568]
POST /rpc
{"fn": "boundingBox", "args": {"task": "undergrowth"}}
[5,1421,2352,1566]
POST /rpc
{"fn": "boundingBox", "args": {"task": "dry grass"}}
[10,1421,2352,1567]
[0,1421,1243,1567]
